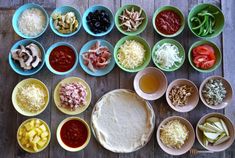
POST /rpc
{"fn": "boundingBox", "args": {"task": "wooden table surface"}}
[0,0,235,158]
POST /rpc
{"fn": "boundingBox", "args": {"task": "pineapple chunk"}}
[29,120,35,128]
[18,119,50,152]
[41,131,49,138]
[26,130,36,138]
[24,122,33,131]
[35,128,42,135]
[33,144,39,152]
[37,140,47,147]
[32,135,41,144]
[39,124,47,132]
[35,119,41,127]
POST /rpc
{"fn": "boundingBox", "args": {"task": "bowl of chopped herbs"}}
[188,3,224,38]
[199,76,233,110]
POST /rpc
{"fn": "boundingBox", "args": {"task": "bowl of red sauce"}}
[152,6,185,37]
[45,42,78,75]
[57,117,91,152]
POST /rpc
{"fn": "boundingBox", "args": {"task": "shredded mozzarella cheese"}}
[18,8,46,37]
[160,120,189,149]
[117,40,145,69]
[154,43,182,69]
[17,84,46,112]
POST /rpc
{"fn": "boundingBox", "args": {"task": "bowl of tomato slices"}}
[188,40,221,72]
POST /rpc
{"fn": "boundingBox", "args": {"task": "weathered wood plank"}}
[0,10,19,158]
[23,0,56,9]
[0,0,235,158]
[221,0,235,158]
[0,0,23,9]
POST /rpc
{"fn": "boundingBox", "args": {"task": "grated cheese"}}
[154,43,182,69]
[117,40,145,69]
[160,119,189,149]
[17,83,46,112]
[18,8,46,37]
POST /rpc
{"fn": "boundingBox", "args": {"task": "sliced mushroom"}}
[24,50,33,67]
[26,43,42,68]
[11,49,21,60]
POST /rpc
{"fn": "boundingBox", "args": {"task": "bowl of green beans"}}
[188,3,224,39]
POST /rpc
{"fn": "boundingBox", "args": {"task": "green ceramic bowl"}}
[114,36,151,73]
[152,6,185,37]
[115,4,148,36]
[188,3,225,39]
[188,40,222,73]
[152,39,185,72]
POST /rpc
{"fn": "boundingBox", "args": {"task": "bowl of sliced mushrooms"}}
[50,6,82,37]
[115,4,148,36]
[9,39,45,76]
[166,79,199,112]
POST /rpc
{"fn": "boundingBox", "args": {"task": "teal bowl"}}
[50,6,82,37]
[114,36,151,73]
[8,39,45,76]
[188,3,225,39]
[45,42,78,75]
[152,6,185,37]
[188,40,221,73]
[115,4,148,36]
[152,39,185,72]
[12,3,49,39]
[79,39,115,76]
[82,5,114,37]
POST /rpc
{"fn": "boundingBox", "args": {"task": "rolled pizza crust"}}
[91,89,155,153]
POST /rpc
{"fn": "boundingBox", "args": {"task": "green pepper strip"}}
[202,16,210,36]
[192,16,207,30]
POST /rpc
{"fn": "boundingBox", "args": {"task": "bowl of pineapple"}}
[17,118,51,153]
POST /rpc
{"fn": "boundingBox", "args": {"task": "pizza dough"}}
[91,89,155,153]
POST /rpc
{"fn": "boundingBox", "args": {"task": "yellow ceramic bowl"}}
[56,117,91,152]
[17,118,51,153]
[12,78,49,116]
[53,77,92,115]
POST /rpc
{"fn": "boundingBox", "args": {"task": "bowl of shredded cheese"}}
[114,36,151,72]
[12,3,49,39]
[12,78,49,116]
[152,39,185,72]
[156,116,195,155]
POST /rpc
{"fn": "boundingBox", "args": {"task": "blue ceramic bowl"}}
[82,5,114,37]
[79,39,115,76]
[45,42,78,75]
[50,6,82,37]
[12,3,49,39]
[8,39,45,76]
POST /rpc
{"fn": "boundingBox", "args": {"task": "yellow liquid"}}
[139,73,159,94]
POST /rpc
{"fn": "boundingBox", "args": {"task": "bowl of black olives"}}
[82,5,114,36]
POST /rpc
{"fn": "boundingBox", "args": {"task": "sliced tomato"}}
[193,55,208,68]
[192,44,216,70]
[201,60,215,69]
[193,46,210,56]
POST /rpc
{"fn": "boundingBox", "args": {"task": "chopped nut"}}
[169,85,193,106]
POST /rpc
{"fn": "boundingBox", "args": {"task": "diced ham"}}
[59,83,87,111]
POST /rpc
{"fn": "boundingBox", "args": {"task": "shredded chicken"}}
[119,7,145,32]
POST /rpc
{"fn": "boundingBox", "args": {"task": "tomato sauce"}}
[49,46,76,72]
[155,10,181,35]
[60,119,88,148]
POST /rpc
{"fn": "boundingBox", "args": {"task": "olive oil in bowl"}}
[139,73,159,94]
